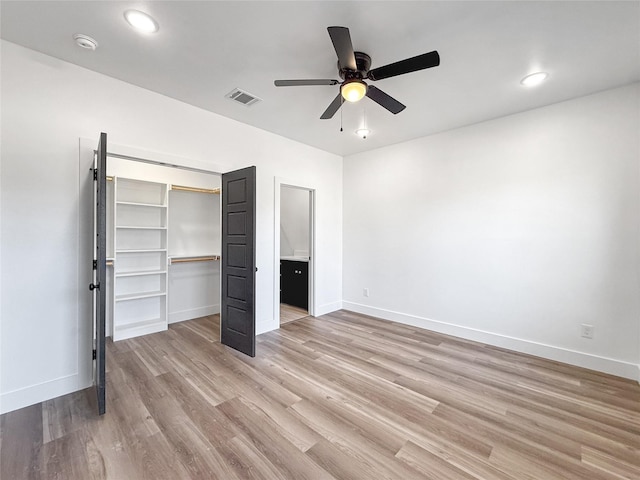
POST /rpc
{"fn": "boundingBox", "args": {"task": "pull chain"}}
[340,98,343,132]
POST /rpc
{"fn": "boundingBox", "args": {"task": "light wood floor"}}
[2,310,639,479]
[280,303,309,325]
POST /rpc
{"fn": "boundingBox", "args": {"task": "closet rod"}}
[171,184,220,195]
[171,256,220,264]
[96,150,220,176]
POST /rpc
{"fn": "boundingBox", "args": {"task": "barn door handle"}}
[89,283,100,291]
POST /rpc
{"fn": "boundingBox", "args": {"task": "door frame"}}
[274,177,316,323]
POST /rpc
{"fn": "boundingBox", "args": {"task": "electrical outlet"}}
[363,288,369,297]
[581,324,594,339]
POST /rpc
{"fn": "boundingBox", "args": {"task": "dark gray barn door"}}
[91,132,107,415]
[221,166,256,356]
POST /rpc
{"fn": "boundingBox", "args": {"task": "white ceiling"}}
[2,1,639,156]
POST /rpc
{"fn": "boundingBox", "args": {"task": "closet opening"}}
[86,136,257,415]
[104,154,223,342]
[276,182,315,325]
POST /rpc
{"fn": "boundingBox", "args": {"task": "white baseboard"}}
[0,373,90,415]
[315,300,343,317]
[342,301,639,381]
[168,304,219,324]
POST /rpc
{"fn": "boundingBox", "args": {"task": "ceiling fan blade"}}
[366,85,406,114]
[320,93,343,119]
[368,51,440,81]
[274,79,339,87]
[328,26,357,71]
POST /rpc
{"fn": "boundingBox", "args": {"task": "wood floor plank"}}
[398,438,518,480]
[376,356,510,416]
[217,397,335,480]
[581,445,640,479]
[2,310,639,479]
[302,338,399,382]
[234,387,322,453]
[395,440,487,480]
[289,399,427,480]
[259,350,448,460]
[225,434,294,480]
[155,371,240,448]
[280,303,309,325]
[454,372,640,448]
[0,403,43,479]
[432,403,615,480]
[306,438,391,480]
[85,412,139,479]
[42,389,95,444]
[505,405,640,467]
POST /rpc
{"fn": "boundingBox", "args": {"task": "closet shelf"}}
[116,269,166,278]
[114,318,166,341]
[115,291,167,302]
[116,201,167,208]
[116,248,167,254]
[116,226,167,230]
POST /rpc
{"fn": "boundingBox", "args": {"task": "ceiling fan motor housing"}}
[339,51,371,80]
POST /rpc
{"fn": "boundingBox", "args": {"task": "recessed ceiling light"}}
[124,10,159,34]
[355,128,370,139]
[520,72,548,87]
[73,34,98,50]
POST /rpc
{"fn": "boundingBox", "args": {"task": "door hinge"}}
[92,349,97,360]
[93,169,98,181]
[93,260,97,270]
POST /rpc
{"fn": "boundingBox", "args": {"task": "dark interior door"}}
[92,132,107,415]
[221,166,256,357]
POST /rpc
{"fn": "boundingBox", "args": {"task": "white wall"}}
[343,83,640,380]
[0,40,343,414]
[280,186,310,257]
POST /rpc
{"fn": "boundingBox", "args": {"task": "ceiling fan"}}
[274,26,440,119]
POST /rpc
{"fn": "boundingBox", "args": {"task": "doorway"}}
[275,181,315,325]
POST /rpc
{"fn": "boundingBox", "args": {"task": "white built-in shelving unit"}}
[113,178,169,340]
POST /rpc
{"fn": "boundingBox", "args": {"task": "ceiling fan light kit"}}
[341,80,367,102]
[274,26,440,120]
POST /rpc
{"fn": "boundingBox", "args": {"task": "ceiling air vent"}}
[225,88,261,107]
